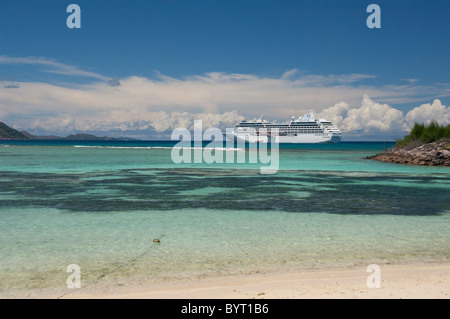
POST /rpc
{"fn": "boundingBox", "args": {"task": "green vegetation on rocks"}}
[368,120,450,166]
[396,120,450,148]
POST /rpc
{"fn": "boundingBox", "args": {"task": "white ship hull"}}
[230,132,341,144]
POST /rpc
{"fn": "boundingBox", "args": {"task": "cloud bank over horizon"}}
[317,96,450,140]
[1,56,449,140]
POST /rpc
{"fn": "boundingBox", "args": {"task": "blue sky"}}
[1,0,449,140]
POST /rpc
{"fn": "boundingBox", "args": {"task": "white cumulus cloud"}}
[319,95,408,134]
[405,99,450,127]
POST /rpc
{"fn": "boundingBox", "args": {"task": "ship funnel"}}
[303,112,315,122]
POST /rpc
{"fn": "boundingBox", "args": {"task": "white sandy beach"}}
[54,262,450,299]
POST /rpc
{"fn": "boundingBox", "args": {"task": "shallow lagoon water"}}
[0,141,449,295]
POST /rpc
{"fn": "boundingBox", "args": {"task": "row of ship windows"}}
[239,126,321,129]
[241,129,325,133]
[238,127,339,131]
[289,130,323,133]
[243,133,329,137]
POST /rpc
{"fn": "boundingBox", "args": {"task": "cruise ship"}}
[229,112,342,143]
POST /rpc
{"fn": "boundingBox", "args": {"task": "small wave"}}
[73,145,243,151]
[73,145,172,149]
[173,147,243,151]
[73,145,102,148]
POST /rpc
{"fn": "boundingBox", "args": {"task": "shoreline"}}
[367,138,450,166]
[7,262,448,299]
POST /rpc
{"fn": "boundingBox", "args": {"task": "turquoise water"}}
[0,141,449,297]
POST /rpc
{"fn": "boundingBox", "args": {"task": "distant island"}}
[0,122,135,141]
[368,121,450,166]
[0,122,28,139]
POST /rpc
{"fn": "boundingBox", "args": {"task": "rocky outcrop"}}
[367,138,450,166]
